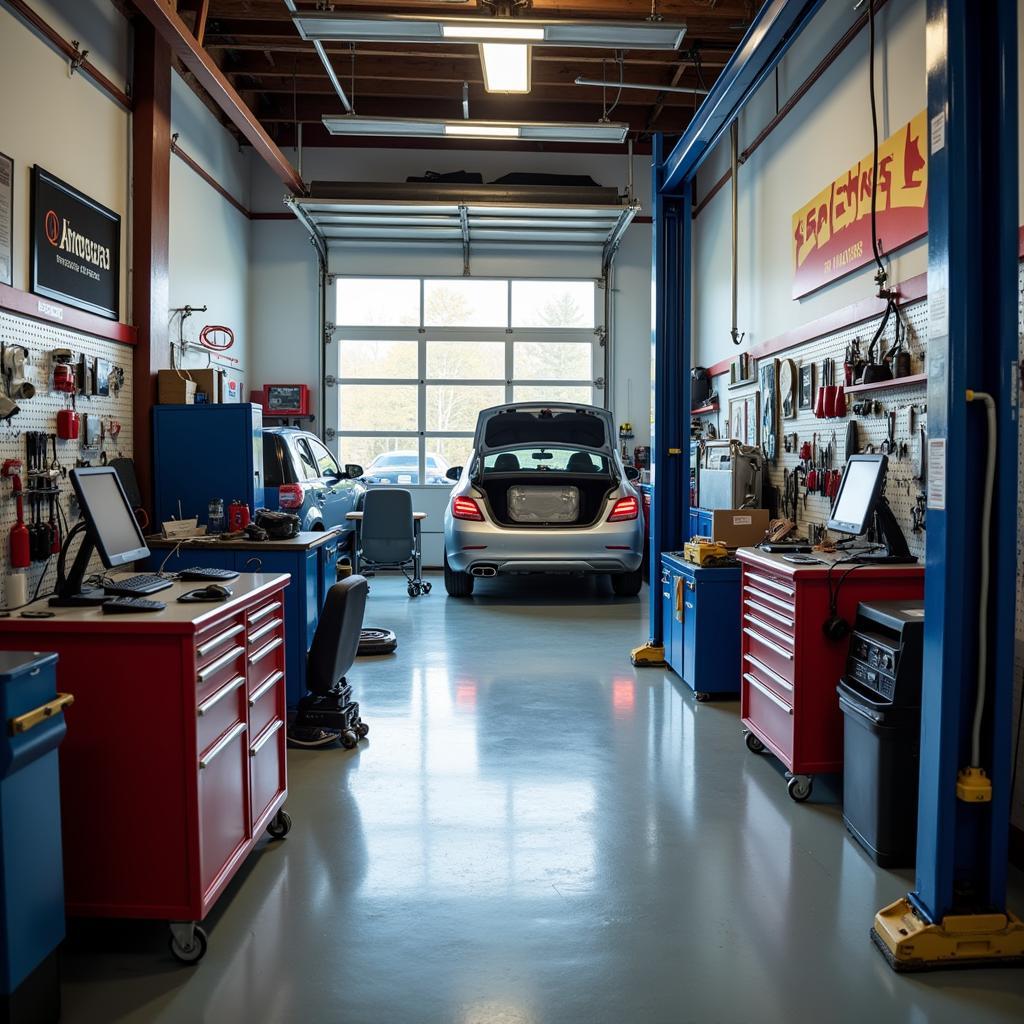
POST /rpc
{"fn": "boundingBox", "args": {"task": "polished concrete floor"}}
[62,574,1024,1023]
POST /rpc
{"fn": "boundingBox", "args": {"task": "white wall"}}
[692,0,927,367]
[0,0,130,318]
[168,74,252,389]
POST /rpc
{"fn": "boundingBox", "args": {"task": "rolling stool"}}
[291,576,371,750]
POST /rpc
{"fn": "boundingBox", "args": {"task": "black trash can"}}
[837,677,921,868]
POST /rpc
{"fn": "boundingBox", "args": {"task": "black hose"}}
[868,0,885,278]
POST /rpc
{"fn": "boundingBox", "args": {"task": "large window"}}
[335,277,600,485]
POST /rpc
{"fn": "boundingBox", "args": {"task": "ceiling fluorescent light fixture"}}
[480,43,530,93]
[294,14,686,50]
[322,116,628,144]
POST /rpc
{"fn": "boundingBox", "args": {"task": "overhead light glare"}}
[480,43,530,93]
[322,115,628,144]
[443,24,544,41]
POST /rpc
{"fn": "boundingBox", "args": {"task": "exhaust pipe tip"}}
[471,565,497,577]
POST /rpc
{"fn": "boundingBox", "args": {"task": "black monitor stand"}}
[848,496,917,565]
[49,522,108,607]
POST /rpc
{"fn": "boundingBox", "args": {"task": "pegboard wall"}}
[0,311,134,609]
[701,297,929,559]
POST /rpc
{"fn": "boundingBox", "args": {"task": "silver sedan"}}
[442,403,645,597]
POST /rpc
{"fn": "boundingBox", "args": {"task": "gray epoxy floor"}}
[61,574,1024,1023]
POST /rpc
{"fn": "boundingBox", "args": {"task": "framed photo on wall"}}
[728,397,745,441]
[798,363,815,410]
[742,392,760,447]
[0,151,12,288]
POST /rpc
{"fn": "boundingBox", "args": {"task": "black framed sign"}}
[0,151,12,288]
[30,166,120,319]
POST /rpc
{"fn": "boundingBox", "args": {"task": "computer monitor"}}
[826,453,915,564]
[50,467,150,606]
[827,454,887,535]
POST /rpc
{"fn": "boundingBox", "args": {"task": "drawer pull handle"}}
[196,623,245,658]
[660,569,671,584]
[199,722,247,769]
[197,676,245,717]
[745,599,793,628]
[743,613,793,646]
[196,645,245,683]
[9,692,74,735]
[743,627,794,661]
[249,671,284,707]
[743,585,793,612]
[248,636,284,664]
[250,719,284,756]
[746,572,795,597]
[249,602,281,625]
[743,654,793,692]
[744,673,793,714]
[248,618,283,645]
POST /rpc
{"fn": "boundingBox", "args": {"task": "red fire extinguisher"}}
[2,460,30,569]
[228,500,251,532]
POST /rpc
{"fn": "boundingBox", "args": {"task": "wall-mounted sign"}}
[0,152,12,287]
[792,110,928,299]
[30,166,120,320]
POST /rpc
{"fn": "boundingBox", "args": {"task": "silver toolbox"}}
[699,441,763,509]
[507,486,580,523]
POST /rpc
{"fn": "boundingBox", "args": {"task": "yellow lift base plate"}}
[630,642,665,668]
[872,898,1024,972]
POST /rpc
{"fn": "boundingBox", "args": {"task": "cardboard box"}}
[157,370,196,405]
[188,368,223,404]
[711,508,770,548]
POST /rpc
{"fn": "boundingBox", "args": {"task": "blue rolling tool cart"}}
[0,651,68,1024]
[153,403,264,528]
[660,552,741,701]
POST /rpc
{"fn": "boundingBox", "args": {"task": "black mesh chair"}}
[354,488,430,597]
[292,576,370,749]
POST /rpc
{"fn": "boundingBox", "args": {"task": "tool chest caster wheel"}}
[341,729,359,749]
[168,922,207,965]
[267,809,292,839]
[787,775,813,802]
[744,731,765,754]
[356,721,370,739]
[407,583,418,597]
[695,691,710,703]
[421,581,432,594]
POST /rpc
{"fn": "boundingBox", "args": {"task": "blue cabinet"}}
[153,403,264,528]
[145,531,342,710]
[687,507,713,540]
[0,651,65,1022]
[661,553,741,699]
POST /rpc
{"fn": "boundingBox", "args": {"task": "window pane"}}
[424,279,507,327]
[340,384,418,432]
[426,438,472,483]
[427,341,504,380]
[342,437,420,484]
[482,448,609,473]
[513,385,594,406]
[425,384,505,432]
[293,439,319,480]
[513,342,592,381]
[340,340,418,379]
[511,280,595,328]
[308,438,340,477]
[337,278,420,326]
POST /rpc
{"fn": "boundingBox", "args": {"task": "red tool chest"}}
[737,549,923,802]
[0,573,290,962]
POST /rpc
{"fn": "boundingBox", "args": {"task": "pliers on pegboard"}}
[880,411,897,455]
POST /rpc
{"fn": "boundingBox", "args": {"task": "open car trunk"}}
[479,474,615,528]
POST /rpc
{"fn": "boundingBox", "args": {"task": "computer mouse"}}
[200,584,232,600]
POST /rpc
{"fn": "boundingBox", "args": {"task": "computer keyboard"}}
[177,566,240,582]
[102,597,166,614]
[102,574,174,597]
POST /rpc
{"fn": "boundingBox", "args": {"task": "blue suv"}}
[262,428,366,542]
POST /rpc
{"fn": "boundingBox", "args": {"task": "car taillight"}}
[452,496,484,521]
[607,495,639,522]
[278,483,304,509]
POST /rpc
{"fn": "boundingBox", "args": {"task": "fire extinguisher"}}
[2,460,30,569]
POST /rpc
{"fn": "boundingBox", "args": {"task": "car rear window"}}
[482,448,609,474]
[483,409,607,450]
[263,434,291,486]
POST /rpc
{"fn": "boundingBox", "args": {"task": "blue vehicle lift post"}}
[871,0,1024,969]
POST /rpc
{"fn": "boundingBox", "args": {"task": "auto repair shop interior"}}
[0,1,1023,1022]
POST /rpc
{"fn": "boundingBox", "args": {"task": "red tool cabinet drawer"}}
[743,672,794,764]
[195,617,246,665]
[247,598,282,630]
[248,669,283,740]
[196,674,246,755]
[198,721,249,896]
[742,618,795,684]
[743,652,794,704]
[744,570,795,604]
[250,719,286,826]
[196,641,247,703]
[248,630,284,685]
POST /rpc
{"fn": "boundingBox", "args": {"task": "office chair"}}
[292,576,370,750]
[354,488,430,597]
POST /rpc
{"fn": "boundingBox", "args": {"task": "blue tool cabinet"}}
[0,651,65,1024]
[153,403,264,528]
[687,508,713,541]
[661,553,741,700]
[145,531,343,710]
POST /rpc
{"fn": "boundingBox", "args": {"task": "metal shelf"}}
[843,373,928,395]
[690,402,720,415]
